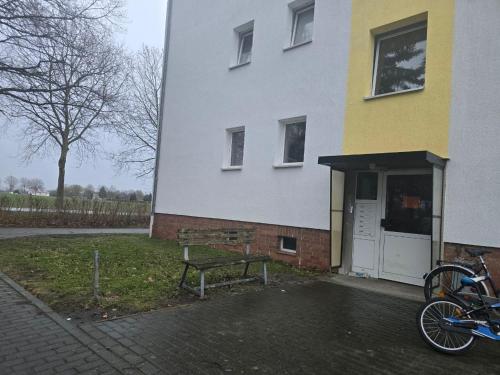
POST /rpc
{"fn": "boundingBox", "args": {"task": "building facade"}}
[152,0,500,286]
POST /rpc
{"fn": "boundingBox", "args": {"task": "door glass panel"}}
[356,172,378,200]
[385,174,432,235]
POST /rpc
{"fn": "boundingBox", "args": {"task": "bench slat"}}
[177,228,255,246]
[184,255,271,270]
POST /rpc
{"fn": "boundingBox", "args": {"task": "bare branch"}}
[112,45,162,178]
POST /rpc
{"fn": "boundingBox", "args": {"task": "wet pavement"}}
[83,281,500,375]
[0,275,123,375]
[2,272,500,374]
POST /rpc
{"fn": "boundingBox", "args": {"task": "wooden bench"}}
[177,228,271,298]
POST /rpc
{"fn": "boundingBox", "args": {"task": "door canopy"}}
[318,151,447,171]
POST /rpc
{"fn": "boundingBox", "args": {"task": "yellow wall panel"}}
[343,0,455,157]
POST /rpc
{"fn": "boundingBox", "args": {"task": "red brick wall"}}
[444,242,500,286]
[152,213,331,270]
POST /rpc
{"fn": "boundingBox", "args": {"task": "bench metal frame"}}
[177,228,270,298]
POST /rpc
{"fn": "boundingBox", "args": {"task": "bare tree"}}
[0,0,123,102]
[83,184,94,199]
[4,175,18,192]
[19,177,29,193]
[4,13,126,208]
[113,45,163,178]
[27,178,45,194]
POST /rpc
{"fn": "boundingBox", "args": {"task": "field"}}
[0,235,316,320]
[0,193,150,227]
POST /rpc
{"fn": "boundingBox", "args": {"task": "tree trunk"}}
[56,145,69,210]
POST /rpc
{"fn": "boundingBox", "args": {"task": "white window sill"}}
[364,86,424,101]
[221,166,242,171]
[273,162,303,169]
[229,61,251,70]
[278,249,297,256]
[283,39,313,52]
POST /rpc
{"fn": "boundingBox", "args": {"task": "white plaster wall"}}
[155,0,351,230]
[444,0,500,247]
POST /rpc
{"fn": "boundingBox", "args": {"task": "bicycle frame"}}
[429,255,499,299]
[444,269,500,341]
[479,255,500,298]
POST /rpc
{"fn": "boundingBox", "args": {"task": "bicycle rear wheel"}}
[423,265,488,301]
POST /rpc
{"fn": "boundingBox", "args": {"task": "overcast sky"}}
[0,0,168,193]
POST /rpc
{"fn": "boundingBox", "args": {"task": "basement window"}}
[280,236,297,253]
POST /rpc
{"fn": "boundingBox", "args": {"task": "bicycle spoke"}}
[420,300,474,352]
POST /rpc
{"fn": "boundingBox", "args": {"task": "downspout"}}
[150,0,174,237]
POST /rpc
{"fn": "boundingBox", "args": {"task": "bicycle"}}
[423,248,499,301]
[417,271,500,354]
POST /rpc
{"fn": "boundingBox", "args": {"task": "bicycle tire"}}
[423,265,489,301]
[417,297,476,354]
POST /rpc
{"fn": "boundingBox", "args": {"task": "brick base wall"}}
[152,213,331,270]
[444,242,500,285]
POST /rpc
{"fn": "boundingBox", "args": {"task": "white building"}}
[152,0,500,286]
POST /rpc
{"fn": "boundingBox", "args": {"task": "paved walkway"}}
[0,228,149,239]
[1,274,500,374]
[83,282,500,375]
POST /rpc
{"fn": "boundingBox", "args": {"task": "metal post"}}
[183,245,189,261]
[93,250,100,301]
[262,262,268,285]
[245,243,250,256]
[200,271,205,298]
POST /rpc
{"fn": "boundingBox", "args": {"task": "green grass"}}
[0,234,315,315]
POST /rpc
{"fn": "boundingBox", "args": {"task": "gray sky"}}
[0,0,168,193]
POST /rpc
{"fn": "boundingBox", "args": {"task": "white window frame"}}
[291,4,315,47]
[222,126,245,171]
[274,116,306,168]
[371,23,427,97]
[280,236,297,254]
[237,30,253,65]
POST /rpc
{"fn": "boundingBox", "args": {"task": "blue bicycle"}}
[417,250,500,354]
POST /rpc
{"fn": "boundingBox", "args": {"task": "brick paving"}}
[2,275,500,375]
[0,278,121,374]
[85,281,500,375]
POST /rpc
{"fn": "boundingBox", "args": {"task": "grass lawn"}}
[0,234,316,318]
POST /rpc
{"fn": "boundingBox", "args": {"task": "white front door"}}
[351,172,382,278]
[351,170,432,286]
[379,171,432,286]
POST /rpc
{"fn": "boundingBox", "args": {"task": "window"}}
[280,236,297,253]
[385,174,432,235]
[372,24,427,96]
[224,128,245,169]
[356,172,378,200]
[291,4,315,46]
[283,121,306,164]
[230,129,245,166]
[238,30,253,65]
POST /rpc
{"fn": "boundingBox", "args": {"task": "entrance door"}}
[351,172,382,278]
[379,171,432,286]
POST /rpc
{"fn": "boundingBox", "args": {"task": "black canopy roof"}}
[318,151,447,171]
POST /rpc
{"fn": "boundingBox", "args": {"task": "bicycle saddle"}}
[465,248,492,257]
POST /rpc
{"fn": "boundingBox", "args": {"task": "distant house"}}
[151,0,500,286]
[30,191,50,197]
